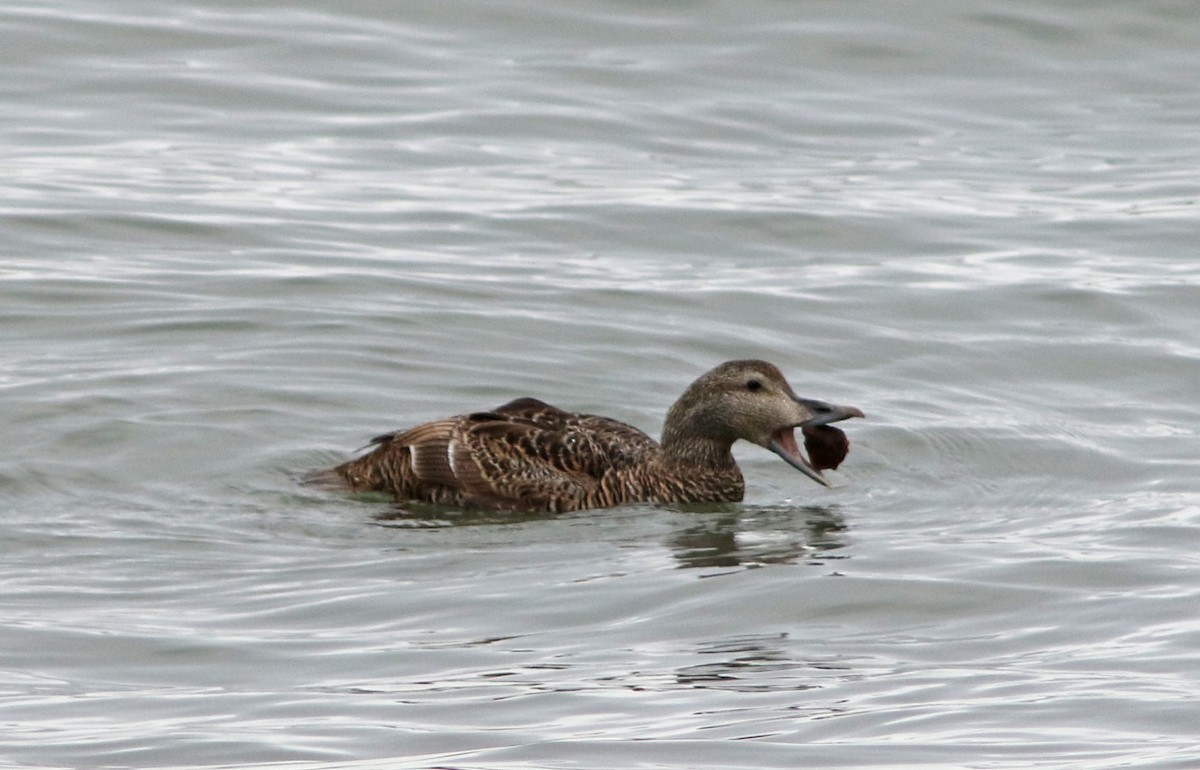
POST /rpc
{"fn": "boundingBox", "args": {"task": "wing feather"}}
[397,420,457,487]
[328,400,662,512]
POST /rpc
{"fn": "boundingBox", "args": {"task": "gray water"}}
[3,1,1199,768]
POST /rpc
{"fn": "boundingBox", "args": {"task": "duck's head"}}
[663,359,864,486]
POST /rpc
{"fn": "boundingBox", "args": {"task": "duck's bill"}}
[769,427,832,487]
[769,401,864,487]
[796,399,865,427]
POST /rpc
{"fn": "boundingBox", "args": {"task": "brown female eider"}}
[309,359,863,513]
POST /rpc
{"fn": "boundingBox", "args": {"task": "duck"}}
[308,359,863,513]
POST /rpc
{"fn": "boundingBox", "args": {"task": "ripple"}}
[4,0,1200,767]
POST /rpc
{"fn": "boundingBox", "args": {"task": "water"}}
[3,0,1199,767]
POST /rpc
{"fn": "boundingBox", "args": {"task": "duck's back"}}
[329,397,662,512]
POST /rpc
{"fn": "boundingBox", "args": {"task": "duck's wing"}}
[446,405,658,511]
[328,399,658,512]
[489,398,657,466]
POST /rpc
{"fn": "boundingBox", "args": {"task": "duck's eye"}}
[746,379,763,392]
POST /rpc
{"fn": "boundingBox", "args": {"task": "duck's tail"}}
[299,465,351,489]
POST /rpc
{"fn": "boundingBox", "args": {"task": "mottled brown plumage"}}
[310,360,863,513]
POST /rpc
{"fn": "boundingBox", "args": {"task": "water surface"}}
[3,1,1199,768]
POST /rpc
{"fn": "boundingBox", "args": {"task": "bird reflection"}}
[668,505,848,570]
[368,500,850,573]
[370,501,559,528]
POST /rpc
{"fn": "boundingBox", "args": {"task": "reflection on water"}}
[370,501,560,529]
[316,631,868,700]
[678,634,829,693]
[670,505,849,570]
[369,501,849,570]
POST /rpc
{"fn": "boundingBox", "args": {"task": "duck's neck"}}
[660,390,739,470]
[660,425,738,472]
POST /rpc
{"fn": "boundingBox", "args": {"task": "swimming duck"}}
[311,359,863,513]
